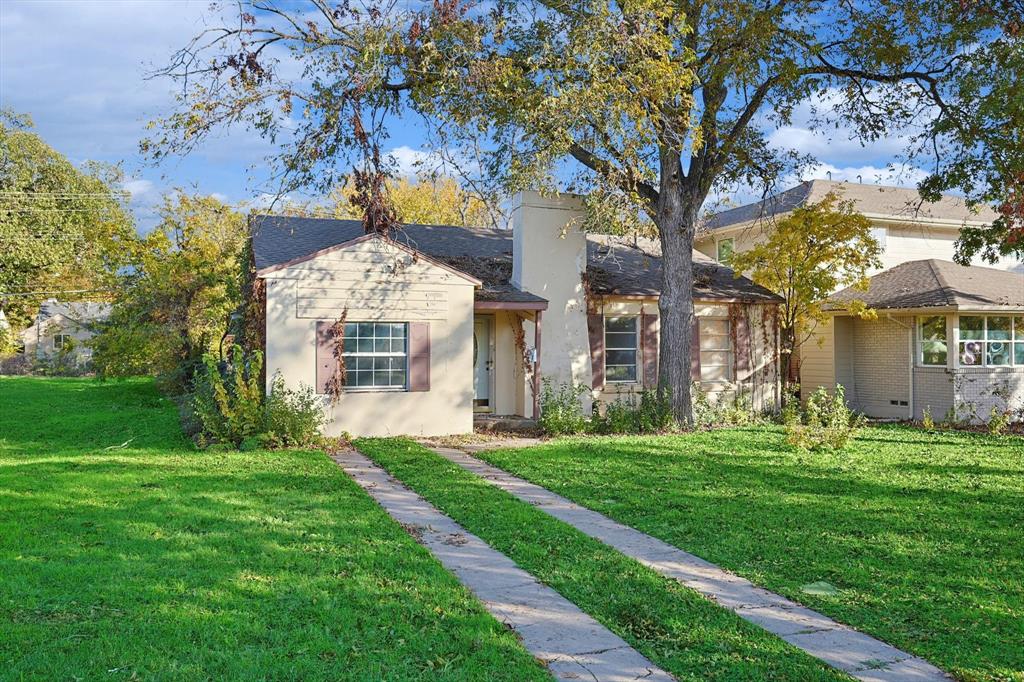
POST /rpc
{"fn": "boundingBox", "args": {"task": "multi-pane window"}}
[342,322,408,389]
[699,317,733,382]
[958,315,1024,367]
[917,316,948,366]
[604,316,638,382]
[716,238,734,263]
[53,334,71,350]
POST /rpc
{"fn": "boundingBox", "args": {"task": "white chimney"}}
[505,191,593,397]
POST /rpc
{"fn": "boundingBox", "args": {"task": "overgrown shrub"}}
[785,384,865,451]
[190,345,328,449]
[191,345,265,447]
[692,382,764,429]
[264,373,327,447]
[591,390,674,434]
[0,353,32,376]
[538,379,588,436]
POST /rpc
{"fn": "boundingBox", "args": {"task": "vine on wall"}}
[324,308,349,405]
[512,313,532,377]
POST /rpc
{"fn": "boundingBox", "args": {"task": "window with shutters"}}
[699,316,733,382]
[604,316,638,383]
[342,322,408,390]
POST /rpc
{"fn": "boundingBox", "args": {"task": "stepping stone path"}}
[430,440,952,682]
[332,449,674,682]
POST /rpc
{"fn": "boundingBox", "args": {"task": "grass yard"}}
[0,377,548,681]
[476,426,1024,682]
[356,437,850,682]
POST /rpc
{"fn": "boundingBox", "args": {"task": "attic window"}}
[53,334,71,350]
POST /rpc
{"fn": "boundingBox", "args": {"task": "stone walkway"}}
[331,449,674,682]
[430,441,951,682]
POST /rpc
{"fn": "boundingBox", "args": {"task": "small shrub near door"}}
[538,379,588,435]
[785,384,866,451]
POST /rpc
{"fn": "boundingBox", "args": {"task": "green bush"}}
[692,382,764,429]
[591,390,674,434]
[190,346,329,449]
[538,379,588,436]
[192,345,265,447]
[264,373,327,447]
[785,384,865,451]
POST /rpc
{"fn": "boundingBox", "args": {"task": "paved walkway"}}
[331,449,674,682]
[431,441,951,682]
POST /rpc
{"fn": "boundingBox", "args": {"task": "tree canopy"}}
[0,110,136,330]
[149,0,1023,421]
[91,193,245,394]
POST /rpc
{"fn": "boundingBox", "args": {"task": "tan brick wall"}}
[913,368,955,421]
[952,369,1024,423]
[850,316,912,419]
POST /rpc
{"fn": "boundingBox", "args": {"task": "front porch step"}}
[473,414,539,434]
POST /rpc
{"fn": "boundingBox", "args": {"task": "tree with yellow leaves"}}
[325,176,493,228]
[728,193,882,385]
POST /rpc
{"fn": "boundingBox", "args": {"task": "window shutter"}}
[690,317,701,382]
[733,305,751,374]
[408,321,430,392]
[641,312,658,387]
[315,321,338,394]
[587,313,605,389]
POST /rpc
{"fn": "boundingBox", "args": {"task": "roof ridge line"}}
[924,259,957,307]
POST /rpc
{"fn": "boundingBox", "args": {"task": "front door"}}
[473,316,493,410]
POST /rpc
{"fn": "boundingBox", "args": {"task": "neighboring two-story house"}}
[252,191,783,437]
[696,180,1024,422]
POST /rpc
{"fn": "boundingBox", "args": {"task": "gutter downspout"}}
[886,314,914,421]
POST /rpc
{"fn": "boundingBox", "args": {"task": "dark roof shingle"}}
[829,260,1024,311]
[250,214,781,303]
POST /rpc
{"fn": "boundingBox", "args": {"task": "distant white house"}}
[19,299,112,365]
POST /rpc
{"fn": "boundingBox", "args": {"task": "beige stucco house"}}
[18,299,111,366]
[698,180,1024,422]
[252,192,783,437]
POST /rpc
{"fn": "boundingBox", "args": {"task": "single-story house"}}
[18,299,112,365]
[250,191,783,437]
[802,259,1024,422]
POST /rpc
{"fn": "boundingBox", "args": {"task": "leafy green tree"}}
[91,193,245,394]
[147,1,1021,422]
[0,110,136,329]
[727,193,882,384]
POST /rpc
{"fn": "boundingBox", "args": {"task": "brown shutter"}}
[315,321,338,394]
[733,305,751,375]
[690,317,701,382]
[587,313,605,389]
[641,312,658,388]
[408,321,430,392]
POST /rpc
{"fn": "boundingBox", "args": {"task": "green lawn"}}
[476,426,1024,682]
[356,437,850,682]
[0,377,548,681]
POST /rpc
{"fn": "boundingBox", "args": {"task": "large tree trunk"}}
[654,152,700,425]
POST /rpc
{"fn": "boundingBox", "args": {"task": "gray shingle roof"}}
[829,260,1024,311]
[704,180,999,232]
[250,214,781,303]
[37,300,112,324]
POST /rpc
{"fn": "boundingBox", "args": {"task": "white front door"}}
[473,317,492,409]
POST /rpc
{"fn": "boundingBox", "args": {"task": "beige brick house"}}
[698,180,1024,422]
[252,192,783,437]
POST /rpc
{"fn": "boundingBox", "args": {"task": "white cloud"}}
[121,179,155,200]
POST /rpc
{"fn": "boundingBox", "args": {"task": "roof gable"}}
[704,180,999,232]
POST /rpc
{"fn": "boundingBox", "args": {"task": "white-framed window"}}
[604,316,638,383]
[342,322,408,389]
[53,334,71,350]
[957,315,1024,367]
[917,316,948,366]
[716,237,734,263]
[699,316,733,382]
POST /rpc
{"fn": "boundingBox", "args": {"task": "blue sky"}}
[0,0,927,232]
